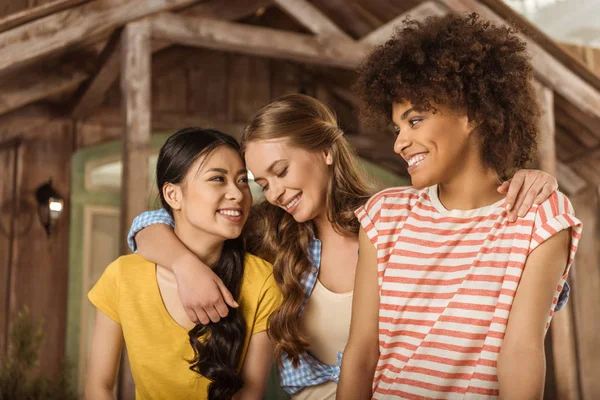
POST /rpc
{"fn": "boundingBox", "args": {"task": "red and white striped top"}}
[355,185,582,399]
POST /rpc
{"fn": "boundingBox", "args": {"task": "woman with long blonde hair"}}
[126,94,560,398]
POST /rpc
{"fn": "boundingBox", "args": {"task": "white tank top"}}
[293,279,353,400]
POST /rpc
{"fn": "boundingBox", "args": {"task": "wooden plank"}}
[186,49,229,121]
[533,81,556,175]
[0,0,89,33]
[0,0,198,76]
[0,56,89,116]
[228,55,271,123]
[0,139,19,359]
[360,1,447,45]
[70,0,271,120]
[310,0,374,39]
[150,13,372,69]
[556,162,587,195]
[9,120,73,376]
[70,31,121,119]
[273,0,351,39]
[119,19,151,399]
[437,0,600,122]
[555,94,600,142]
[570,188,600,400]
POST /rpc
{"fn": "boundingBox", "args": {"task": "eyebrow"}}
[252,159,287,181]
[401,107,416,120]
[205,168,248,175]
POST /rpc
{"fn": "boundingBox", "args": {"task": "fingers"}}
[516,180,546,218]
[534,181,555,205]
[217,279,239,309]
[184,307,200,325]
[195,309,211,326]
[496,180,510,194]
[205,306,221,324]
[504,172,526,212]
[214,298,230,319]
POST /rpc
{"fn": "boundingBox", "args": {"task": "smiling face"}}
[168,145,253,241]
[244,139,332,223]
[392,101,475,189]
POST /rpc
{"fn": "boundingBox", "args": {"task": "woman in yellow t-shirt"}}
[86,128,282,400]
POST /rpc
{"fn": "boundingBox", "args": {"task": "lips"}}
[407,153,428,168]
[217,208,243,222]
[282,193,301,212]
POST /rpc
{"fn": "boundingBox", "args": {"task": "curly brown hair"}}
[353,13,540,179]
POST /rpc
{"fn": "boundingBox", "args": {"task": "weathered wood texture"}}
[150,13,371,69]
[0,119,73,376]
[0,0,89,33]
[70,0,271,120]
[0,0,197,76]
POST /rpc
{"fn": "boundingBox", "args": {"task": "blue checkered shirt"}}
[128,208,570,394]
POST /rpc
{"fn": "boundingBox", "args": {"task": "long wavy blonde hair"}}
[240,94,373,366]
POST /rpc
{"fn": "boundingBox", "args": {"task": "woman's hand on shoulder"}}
[497,169,558,222]
[173,252,239,325]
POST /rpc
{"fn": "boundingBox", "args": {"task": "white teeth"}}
[285,195,300,210]
[219,210,241,216]
[408,154,427,167]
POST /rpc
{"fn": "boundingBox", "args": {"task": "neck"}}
[313,211,355,243]
[173,215,224,268]
[437,153,504,211]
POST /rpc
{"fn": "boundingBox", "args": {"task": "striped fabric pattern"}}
[355,186,582,399]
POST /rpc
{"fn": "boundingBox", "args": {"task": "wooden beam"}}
[0,0,198,76]
[70,31,121,119]
[273,0,351,39]
[0,57,89,116]
[555,94,600,142]
[70,0,271,120]
[0,0,89,34]
[437,0,600,122]
[150,13,371,69]
[533,81,556,174]
[360,1,447,45]
[556,162,587,195]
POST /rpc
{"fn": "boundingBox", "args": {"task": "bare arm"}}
[233,331,275,400]
[135,223,237,324]
[337,227,380,399]
[497,169,558,222]
[497,229,570,400]
[85,311,123,400]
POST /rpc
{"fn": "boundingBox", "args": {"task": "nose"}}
[265,180,285,205]
[393,132,411,156]
[225,181,245,203]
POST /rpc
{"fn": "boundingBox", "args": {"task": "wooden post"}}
[570,188,600,400]
[534,80,581,400]
[119,18,151,400]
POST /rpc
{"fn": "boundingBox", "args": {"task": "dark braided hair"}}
[156,127,246,399]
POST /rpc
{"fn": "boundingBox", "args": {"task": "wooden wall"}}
[0,116,73,376]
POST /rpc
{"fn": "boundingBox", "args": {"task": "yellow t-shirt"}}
[88,253,282,400]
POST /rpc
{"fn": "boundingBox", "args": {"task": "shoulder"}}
[104,254,154,283]
[242,253,277,289]
[536,190,575,218]
[359,186,423,215]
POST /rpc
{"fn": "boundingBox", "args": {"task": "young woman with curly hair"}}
[124,92,559,398]
[86,128,281,400]
[337,14,582,399]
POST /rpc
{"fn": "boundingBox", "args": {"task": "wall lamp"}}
[35,179,64,237]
